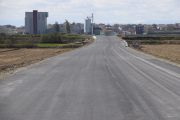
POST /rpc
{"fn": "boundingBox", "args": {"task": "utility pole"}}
[91,13,94,35]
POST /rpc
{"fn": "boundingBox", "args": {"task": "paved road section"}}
[1,36,180,120]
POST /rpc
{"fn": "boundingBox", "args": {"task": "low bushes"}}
[139,40,162,45]
[40,32,62,43]
[0,38,38,48]
[37,43,60,48]
[0,33,91,48]
[58,44,82,48]
[0,44,6,48]
[5,39,12,47]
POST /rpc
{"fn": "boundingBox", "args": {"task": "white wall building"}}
[84,18,91,34]
[123,31,131,35]
[0,27,17,35]
[25,10,48,34]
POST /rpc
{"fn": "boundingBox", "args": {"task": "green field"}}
[37,43,74,48]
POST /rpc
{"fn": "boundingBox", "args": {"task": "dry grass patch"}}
[141,45,180,63]
[0,48,73,71]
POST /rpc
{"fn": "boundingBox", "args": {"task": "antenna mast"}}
[87,13,94,34]
[92,13,94,34]
[92,13,94,24]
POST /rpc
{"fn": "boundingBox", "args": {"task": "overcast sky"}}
[0,0,180,27]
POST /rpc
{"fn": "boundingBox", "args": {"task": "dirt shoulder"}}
[118,35,180,66]
[130,44,180,66]
[0,39,95,80]
[140,45,180,64]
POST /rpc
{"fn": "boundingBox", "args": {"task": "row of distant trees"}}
[54,20,71,34]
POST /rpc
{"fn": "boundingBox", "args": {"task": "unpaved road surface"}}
[1,36,180,120]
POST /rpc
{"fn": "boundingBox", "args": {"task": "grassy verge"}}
[37,43,60,48]
[37,43,78,48]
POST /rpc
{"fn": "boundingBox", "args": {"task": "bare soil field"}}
[0,38,94,73]
[0,38,95,80]
[140,45,180,64]
[0,49,18,53]
[0,48,73,72]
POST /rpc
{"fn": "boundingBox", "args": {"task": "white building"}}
[123,31,131,35]
[25,10,48,34]
[0,26,17,35]
[84,18,91,34]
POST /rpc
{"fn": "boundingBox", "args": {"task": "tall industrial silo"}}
[84,18,91,34]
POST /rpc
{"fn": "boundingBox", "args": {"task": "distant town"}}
[0,10,180,36]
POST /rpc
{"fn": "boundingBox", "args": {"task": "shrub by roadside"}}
[1,38,38,48]
[5,39,12,48]
[40,32,62,43]
[0,33,92,48]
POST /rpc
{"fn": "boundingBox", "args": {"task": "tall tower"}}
[33,10,38,34]
[25,10,48,34]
